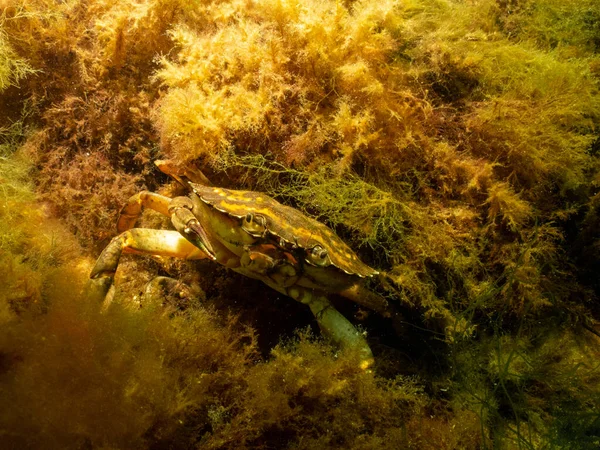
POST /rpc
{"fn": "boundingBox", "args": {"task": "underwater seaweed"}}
[1,0,600,447]
[0,147,429,448]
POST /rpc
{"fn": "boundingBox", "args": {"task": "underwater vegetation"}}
[1,0,600,447]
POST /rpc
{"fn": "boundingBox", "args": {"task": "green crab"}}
[88,161,392,368]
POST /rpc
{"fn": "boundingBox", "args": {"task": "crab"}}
[88,161,393,369]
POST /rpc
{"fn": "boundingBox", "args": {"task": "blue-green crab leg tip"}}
[90,235,124,280]
[85,277,114,303]
[287,287,374,369]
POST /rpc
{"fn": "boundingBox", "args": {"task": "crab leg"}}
[287,287,375,369]
[117,191,172,232]
[338,284,391,318]
[87,228,208,301]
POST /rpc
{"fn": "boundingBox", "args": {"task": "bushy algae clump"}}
[1,128,426,449]
[1,0,600,447]
[151,0,600,323]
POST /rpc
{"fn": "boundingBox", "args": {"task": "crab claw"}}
[184,219,217,261]
[167,196,217,261]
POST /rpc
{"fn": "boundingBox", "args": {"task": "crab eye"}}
[306,245,330,267]
[241,213,267,237]
[314,247,327,259]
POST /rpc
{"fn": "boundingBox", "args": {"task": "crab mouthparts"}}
[186,220,217,261]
